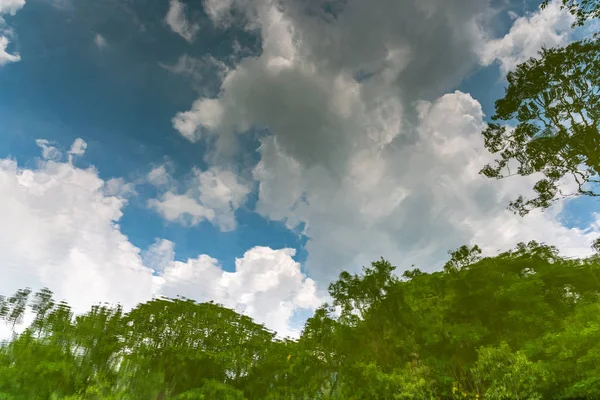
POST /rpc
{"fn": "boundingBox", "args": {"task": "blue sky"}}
[0,0,306,271]
[0,0,598,337]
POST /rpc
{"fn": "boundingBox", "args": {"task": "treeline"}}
[2,241,600,399]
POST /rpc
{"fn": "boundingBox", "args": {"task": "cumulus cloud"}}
[0,140,323,339]
[149,192,215,226]
[0,140,156,314]
[0,35,18,65]
[168,0,600,284]
[254,91,600,281]
[152,240,321,337]
[165,0,199,43]
[0,0,25,66]
[0,0,24,15]
[172,0,490,161]
[147,164,172,187]
[148,166,251,232]
[480,0,575,73]
[257,92,595,279]
[103,177,137,197]
[35,139,62,161]
[69,138,87,155]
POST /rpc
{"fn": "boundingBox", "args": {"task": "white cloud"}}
[172,98,224,143]
[253,91,600,281]
[480,0,575,73]
[103,177,137,197]
[169,0,599,285]
[68,137,87,162]
[0,0,24,67]
[149,191,215,225]
[147,164,172,187]
[142,238,176,273]
[165,0,199,43]
[0,140,323,340]
[148,166,251,232]
[172,0,490,160]
[202,0,237,26]
[35,139,62,161]
[0,0,24,15]
[196,167,251,230]
[153,240,321,337]
[94,33,107,48]
[0,142,156,315]
[0,29,18,66]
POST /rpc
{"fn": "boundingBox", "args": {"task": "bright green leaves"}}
[309,243,600,399]
[471,343,550,400]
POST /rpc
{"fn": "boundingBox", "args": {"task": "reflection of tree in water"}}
[481,39,600,215]
[1,240,600,398]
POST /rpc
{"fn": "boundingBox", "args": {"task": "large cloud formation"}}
[0,140,321,339]
[171,0,600,281]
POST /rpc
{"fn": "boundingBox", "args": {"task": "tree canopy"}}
[480,39,600,215]
[2,242,600,399]
[481,1,600,215]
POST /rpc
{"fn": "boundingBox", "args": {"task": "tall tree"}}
[29,287,55,336]
[480,39,600,215]
[1,288,32,331]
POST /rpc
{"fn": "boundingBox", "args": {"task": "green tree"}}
[480,39,600,215]
[0,288,31,332]
[2,243,600,399]
[471,343,550,400]
[29,288,55,337]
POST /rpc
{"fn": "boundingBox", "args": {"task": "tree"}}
[2,243,600,399]
[120,297,275,399]
[328,258,398,321]
[480,39,600,215]
[443,245,482,272]
[592,237,600,253]
[471,343,549,400]
[0,288,32,332]
[29,288,55,336]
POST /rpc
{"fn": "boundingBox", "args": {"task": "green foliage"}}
[471,343,550,399]
[0,288,31,332]
[173,381,246,400]
[2,244,600,398]
[480,38,600,215]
